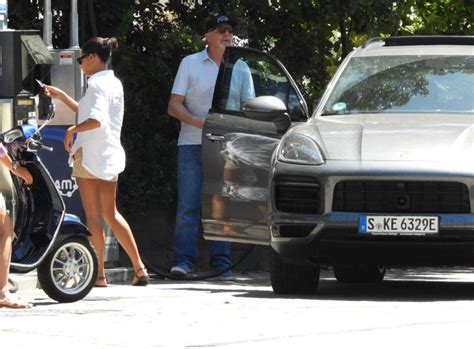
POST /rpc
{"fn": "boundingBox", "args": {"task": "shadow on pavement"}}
[161,268,474,302]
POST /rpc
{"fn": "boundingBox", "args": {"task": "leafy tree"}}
[6,0,474,212]
[405,0,474,35]
[112,1,196,212]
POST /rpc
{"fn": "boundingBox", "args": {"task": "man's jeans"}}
[173,145,231,271]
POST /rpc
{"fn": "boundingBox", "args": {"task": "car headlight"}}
[278,133,325,165]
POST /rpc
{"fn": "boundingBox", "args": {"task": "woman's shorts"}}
[72,148,117,182]
[72,148,100,180]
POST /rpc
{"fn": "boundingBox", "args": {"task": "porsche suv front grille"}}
[274,176,322,214]
[333,181,471,214]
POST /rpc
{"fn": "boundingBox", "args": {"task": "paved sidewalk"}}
[4,268,474,348]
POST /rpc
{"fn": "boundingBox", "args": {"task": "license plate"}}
[359,215,439,235]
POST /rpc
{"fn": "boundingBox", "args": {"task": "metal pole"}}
[0,0,7,30]
[70,0,79,49]
[43,0,53,49]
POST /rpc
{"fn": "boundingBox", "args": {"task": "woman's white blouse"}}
[71,70,126,180]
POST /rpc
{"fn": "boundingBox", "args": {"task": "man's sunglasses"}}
[76,53,90,64]
[214,26,234,34]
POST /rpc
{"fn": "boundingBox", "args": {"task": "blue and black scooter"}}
[4,104,98,303]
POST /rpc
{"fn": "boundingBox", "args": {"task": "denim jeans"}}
[173,145,231,271]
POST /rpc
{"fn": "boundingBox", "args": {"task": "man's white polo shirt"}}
[171,48,220,146]
[71,70,126,180]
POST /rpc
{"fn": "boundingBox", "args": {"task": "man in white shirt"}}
[167,15,237,279]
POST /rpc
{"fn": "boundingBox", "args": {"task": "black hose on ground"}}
[142,245,255,281]
[8,277,19,293]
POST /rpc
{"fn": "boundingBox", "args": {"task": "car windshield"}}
[322,55,474,115]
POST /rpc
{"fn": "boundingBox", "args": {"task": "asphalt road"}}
[2,268,474,348]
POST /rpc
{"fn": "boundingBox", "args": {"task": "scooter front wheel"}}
[37,236,98,303]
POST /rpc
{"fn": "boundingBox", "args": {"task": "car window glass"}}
[322,55,474,115]
[215,49,307,121]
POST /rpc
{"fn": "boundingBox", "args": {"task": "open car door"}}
[202,47,309,245]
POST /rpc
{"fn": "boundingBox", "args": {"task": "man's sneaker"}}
[170,265,191,277]
[215,270,236,281]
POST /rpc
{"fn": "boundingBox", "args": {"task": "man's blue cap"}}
[206,15,237,32]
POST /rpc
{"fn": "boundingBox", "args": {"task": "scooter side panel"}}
[11,156,65,269]
[57,213,91,239]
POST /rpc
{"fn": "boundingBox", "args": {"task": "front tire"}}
[38,237,98,303]
[270,249,320,295]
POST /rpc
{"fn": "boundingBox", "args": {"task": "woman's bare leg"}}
[0,206,12,293]
[98,180,147,278]
[0,204,31,308]
[76,177,107,285]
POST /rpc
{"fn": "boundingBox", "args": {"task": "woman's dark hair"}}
[81,37,118,63]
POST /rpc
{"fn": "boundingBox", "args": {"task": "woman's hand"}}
[12,166,33,185]
[64,127,75,152]
[44,85,79,113]
[44,85,65,100]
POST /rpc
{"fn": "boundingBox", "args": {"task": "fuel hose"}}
[142,244,255,281]
[8,277,19,293]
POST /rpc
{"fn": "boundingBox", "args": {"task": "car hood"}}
[307,114,474,162]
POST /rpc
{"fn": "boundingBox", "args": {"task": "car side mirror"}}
[242,96,291,133]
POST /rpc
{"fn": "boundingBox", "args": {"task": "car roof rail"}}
[362,37,386,48]
[362,35,474,48]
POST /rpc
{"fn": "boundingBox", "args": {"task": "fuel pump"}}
[0,29,54,225]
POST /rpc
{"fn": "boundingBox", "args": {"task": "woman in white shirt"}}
[45,37,149,287]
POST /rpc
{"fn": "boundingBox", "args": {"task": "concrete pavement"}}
[4,267,474,348]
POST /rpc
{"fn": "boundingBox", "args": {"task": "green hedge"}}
[8,0,474,214]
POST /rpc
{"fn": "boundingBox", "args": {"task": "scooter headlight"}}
[278,133,325,165]
[3,129,23,144]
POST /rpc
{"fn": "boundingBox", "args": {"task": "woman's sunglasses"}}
[76,53,90,64]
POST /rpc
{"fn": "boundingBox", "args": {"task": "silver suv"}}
[201,36,474,294]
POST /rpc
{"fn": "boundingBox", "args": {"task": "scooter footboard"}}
[59,214,91,238]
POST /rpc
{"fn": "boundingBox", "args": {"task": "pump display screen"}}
[16,99,34,106]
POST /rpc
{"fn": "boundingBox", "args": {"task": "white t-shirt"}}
[171,48,220,146]
[71,70,126,180]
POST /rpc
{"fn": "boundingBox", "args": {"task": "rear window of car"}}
[322,55,474,115]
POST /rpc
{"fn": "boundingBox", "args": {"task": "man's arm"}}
[239,60,256,106]
[167,94,205,129]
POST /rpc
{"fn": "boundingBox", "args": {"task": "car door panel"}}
[202,47,308,245]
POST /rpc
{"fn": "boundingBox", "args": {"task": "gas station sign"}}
[59,51,74,65]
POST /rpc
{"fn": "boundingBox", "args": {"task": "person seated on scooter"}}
[0,143,34,309]
[43,37,149,287]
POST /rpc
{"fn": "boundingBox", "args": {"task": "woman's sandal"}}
[0,291,32,309]
[132,268,149,286]
[94,276,108,288]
